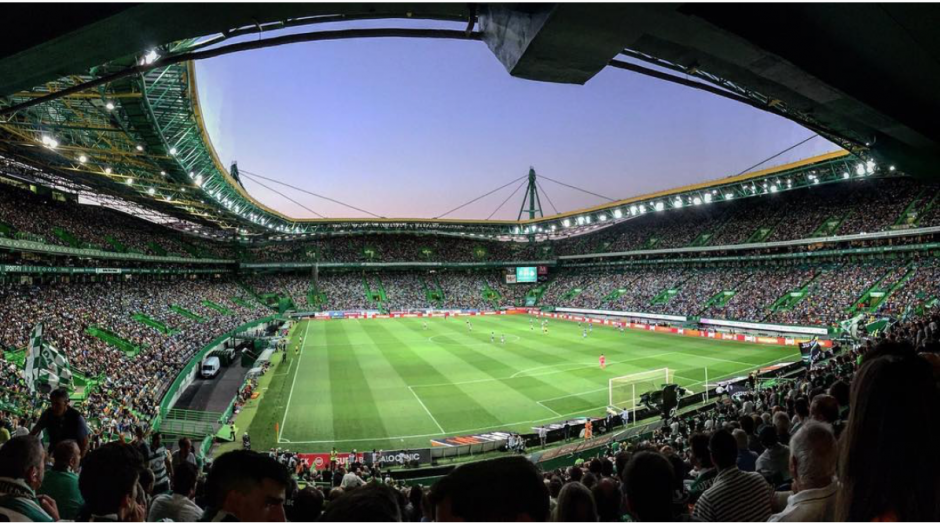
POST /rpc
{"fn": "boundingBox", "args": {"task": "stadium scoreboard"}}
[505,266,547,284]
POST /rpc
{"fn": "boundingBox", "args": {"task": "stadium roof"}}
[0,3,927,240]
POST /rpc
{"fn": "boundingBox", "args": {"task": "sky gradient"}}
[196,31,840,220]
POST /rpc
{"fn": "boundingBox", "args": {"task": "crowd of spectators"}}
[0,183,232,260]
[0,277,268,444]
[538,259,933,328]
[2,175,939,267]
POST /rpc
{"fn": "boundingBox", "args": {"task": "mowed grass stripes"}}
[250,315,799,452]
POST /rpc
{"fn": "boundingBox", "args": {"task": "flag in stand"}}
[24,323,73,393]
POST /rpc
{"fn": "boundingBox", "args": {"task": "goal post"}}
[608,368,674,419]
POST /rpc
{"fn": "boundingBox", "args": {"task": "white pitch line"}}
[509,352,680,378]
[285,355,802,445]
[687,353,767,368]
[274,359,294,377]
[538,387,608,403]
[408,386,446,435]
[278,320,310,443]
[413,351,681,389]
[536,401,563,417]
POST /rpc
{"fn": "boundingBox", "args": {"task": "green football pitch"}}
[249,315,799,452]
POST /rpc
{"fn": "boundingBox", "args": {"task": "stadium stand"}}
[5,173,940,521]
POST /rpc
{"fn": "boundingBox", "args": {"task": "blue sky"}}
[196,32,839,220]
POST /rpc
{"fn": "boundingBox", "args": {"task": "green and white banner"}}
[24,323,73,393]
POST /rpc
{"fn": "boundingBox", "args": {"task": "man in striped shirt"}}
[149,432,173,495]
[693,429,773,522]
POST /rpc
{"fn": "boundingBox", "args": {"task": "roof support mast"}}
[517,167,544,222]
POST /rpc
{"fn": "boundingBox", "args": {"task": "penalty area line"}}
[408,386,446,435]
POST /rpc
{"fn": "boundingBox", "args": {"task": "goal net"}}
[609,368,674,412]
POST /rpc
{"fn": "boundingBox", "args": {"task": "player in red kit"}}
[599,353,606,369]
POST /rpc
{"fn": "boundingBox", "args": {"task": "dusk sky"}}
[196,24,840,220]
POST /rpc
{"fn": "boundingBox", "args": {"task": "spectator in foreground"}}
[29,387,90,456]
[38,439,84,520]
[288,486,325,522]
[692,429,773,522]
[809,394,839,426]
[623,451,675,522]
[172,437,197,470]
[0,436,58,522]
[78,441,145,522]
[591,478,621,522]
[773,411,791,446]
[733,429,758,472]
[429,456,549,521]
[836,349,940,521]
[148,461,203,522]
[687,433,716,501]
[201,449,291,522]
[755,426,790,486]
[770,421,837,522]
[553,482,596,522]
[319,482,402,521]
[148,432,173,496]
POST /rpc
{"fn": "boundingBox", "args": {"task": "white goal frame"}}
[608,368,673,421]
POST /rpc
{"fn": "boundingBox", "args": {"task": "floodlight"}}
[78,155,87,163]
[126,178,134,185]
[136,145,143,151]
[105,102,115,111]
[693,197,702,205]
[169,147,177,155]
[147,188,155,195]
[613,209,622,219]
[105,167,112,174]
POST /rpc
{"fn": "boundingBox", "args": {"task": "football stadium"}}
[1,3,940,522]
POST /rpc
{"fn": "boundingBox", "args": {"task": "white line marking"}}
[687,353,763,367]
[538,387,608,403]
[278,320,310,443]
[274,359,294,377]
[408,386,446,435]
[509,352,679,378]
[536,401,563,417]
[281,354,801,444]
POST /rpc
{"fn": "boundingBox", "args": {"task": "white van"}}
[201,356,221,379]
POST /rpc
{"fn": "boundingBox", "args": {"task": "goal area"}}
[608,368,674,412]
